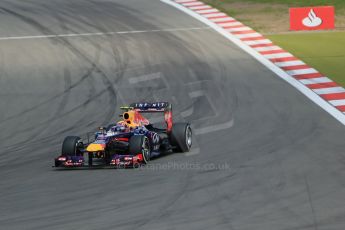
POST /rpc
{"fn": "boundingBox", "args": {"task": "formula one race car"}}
[54,102,192,168]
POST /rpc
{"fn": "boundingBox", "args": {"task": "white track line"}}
[234,33,262,39]
[203,13,227,18]
[0,27,210,41]
[274,60,306,67]
[185,147,201,157]
[220,22,244,28]
[210,17,236,23]
[329,100,345,106]
[263,52,293,59]
[227,27,253,32]
[254,46,282,52]
[286,68,318,76]
[182,2,203,6]
[243,39,272,45]
[161,0,345,125]
[313,87,345,95]
[189,5,210,10]
[195,9,219,14]
[189,90,205,98]
[218,22,242,27]
[300,77,332,85]
[175,0,195,2]
[195,119,234,135]
[128,73,162,84]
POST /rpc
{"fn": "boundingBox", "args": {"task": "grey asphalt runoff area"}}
[0,0,345,229]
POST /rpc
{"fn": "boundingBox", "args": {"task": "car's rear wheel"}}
[170,123,192,153]
[61,136,82,156]
[129,135,151,164]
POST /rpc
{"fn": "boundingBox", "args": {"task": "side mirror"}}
[99,126,107,134]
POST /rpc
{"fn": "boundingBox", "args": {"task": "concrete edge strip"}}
[161,0,345,125]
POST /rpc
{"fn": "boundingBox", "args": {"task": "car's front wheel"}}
[61,136,83,156]
[129,135,151,164]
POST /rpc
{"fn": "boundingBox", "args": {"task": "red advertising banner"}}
[290,6,335,31]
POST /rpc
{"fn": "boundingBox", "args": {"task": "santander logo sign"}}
[302,9,322,27]
[290,6,335,31]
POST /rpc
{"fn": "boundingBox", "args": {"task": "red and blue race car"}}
[54,102,192,168]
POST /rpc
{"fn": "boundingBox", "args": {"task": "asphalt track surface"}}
[1,0,345,229]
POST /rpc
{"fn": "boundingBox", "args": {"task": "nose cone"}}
[86,143,105,152]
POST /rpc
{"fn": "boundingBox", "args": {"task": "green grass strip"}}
[267,32,345,86]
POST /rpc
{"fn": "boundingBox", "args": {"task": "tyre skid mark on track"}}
[0,51,97,125]
[0,90,109,158]
[208,187,235,229]
[2,34,115,153]
[55,69,72,116]
[0,58,105,150]
[304,176,319,230]
[127,171,193,230]
[185,88,234,135]
[1,2,230,164]
[0,5,118,142]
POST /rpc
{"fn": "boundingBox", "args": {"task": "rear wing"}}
[127,102,173,132]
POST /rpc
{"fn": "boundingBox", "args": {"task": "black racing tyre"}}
[129,135,151,164]
[170,123,192,153]
[61,136,82,156]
